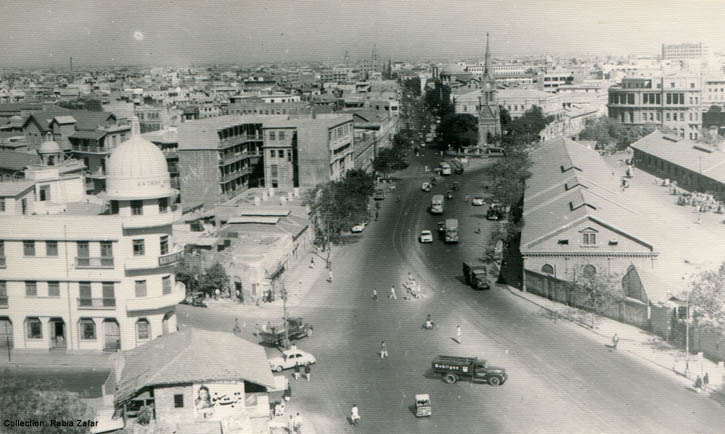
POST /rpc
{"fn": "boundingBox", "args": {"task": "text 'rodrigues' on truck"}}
[432,355,508,386]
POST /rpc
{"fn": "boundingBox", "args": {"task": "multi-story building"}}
[134,105,163,133]
[177,116,270,207]
[607,74,702,140]
[0,118,184,352]
[143,128,181,195]
[262,113,354,189]
[662,42,708,60]
[702,76,725,108]
[69,123,132,194]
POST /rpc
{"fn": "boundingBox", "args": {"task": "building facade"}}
[0,118,184,352]
[607,75,702,140]
[177,116,269,208]
[262,114,355,190]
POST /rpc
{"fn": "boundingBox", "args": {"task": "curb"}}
[504,285,725,399]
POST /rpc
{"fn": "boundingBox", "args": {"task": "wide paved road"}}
[183,154,725,433]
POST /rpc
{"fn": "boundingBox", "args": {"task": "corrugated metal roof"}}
[227,216,280,224]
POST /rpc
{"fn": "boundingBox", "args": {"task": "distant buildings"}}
[607,74,702,140]
[662,42,708,61]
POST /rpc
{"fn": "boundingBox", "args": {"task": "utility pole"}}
[280,284,290,350]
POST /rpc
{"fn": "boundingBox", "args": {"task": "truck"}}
[257,317,314,348]
[462,262,489,290]
[430,194,444,214]
[432,355,508,386]
[449,159,464,175]
[374,188,386,200]
[444,218,458,243]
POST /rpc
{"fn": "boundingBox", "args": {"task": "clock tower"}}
[478,33,501,146]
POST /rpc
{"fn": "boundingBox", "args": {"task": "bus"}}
[431,194,444,214]
[439,162,452,176]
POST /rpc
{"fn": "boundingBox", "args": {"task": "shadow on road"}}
[498,232,523,288]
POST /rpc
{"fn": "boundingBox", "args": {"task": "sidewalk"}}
[203,246,334,318]
[505,284,725,399]
[0,349,117,370]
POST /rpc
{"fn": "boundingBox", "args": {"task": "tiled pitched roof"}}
[0,180,35,197]
[115,328,276,404]
[631,131,725,184]
[0,150,41,171]
[521,137,655,252]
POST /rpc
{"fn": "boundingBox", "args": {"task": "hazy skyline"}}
[2,0,725,67]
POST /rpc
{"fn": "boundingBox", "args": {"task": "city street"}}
[181,155,725,434]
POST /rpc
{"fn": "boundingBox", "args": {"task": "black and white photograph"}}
[2,1,725,433]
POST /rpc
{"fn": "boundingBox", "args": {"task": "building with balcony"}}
[0,118,183,353]
[177,115,279,208]
[607,74,703,140]
[69,123,131,194]
[262,113,354,190]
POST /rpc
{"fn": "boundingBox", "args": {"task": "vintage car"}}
[269,348,317,372]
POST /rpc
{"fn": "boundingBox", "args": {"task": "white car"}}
[421,183,432,192]
[419,230,433,243]
[269,348,317,372]
[472,195,485,206]
[351,222,367,233]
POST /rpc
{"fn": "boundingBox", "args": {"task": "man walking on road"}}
[389,285,397,300]
[611,333,619,349]
[456,325,462,343]
[372,288,378,301]
[327,269,333,283]
[380,340,388,359]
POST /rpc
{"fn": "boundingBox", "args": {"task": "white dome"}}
[106,117,173,200]
[39,139,61,154]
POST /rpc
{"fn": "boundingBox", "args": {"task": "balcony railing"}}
[0,296,7,308]
[0,256,5,268]
[77,297,116,309]
[220,168,252,183]
[126,282,185,313]
[75,256,115,269]
[72,145,109,154]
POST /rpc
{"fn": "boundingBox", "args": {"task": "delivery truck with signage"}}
[431,355,508,386]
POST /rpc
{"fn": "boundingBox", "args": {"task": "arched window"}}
[583,264,597,278]
[26,317,43,339]
[78,318,96,340]
[541,264,554,275]
[136,319,150,341]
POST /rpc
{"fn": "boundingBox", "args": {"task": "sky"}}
[2,0,725,67]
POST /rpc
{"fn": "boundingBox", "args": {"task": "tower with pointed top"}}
[478,33,501,146]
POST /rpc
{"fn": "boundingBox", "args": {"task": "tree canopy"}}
[0,374,93,434]
[305,169,375,246]
[688,263,725,331]
[578,116,656,150]
[569,265,625,328]
[401,77,421,96]
[438,113,478,150]
[499,105,553,147]
[424,82,454,119]
[57,98,104,112]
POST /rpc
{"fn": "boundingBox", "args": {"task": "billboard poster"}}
[193,382,245,420]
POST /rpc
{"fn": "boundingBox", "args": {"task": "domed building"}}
[0,117,184,353]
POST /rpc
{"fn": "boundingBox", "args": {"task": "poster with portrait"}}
[192,382,245,420]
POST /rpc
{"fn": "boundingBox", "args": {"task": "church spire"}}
[484,32,492,80]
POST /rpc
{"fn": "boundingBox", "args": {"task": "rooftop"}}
[0,180,35,197]
[630,132,725,185]
[114,328,276,405]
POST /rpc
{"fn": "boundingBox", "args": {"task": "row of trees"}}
[175,260,230,297]
[578,115,656,151]
[305,169,376,262]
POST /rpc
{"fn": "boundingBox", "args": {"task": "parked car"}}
[351,222,367,233]
[421,182,432,192]
[269,348,316,372]
[472,195,485,206]
[180,292,208,308]
[419,230,434,243]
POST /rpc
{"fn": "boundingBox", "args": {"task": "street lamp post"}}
[280,284,290,350]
